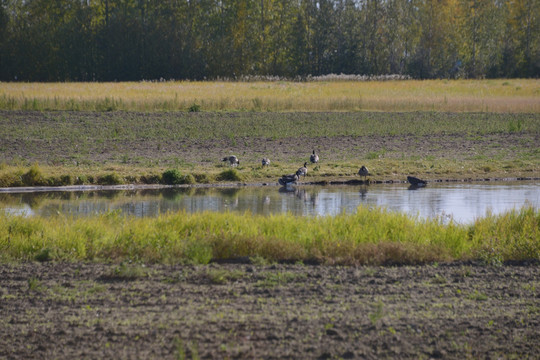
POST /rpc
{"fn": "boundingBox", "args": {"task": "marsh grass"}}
[0,205,537,265]
[1,80,538,112]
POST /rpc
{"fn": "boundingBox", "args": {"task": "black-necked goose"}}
[310,150,319,164]
[297,162,308,178]
[407,176,427,187]
[222,155,240,166]
[262,158,270,167]
[278,173,299,187]
[358,165,370,182]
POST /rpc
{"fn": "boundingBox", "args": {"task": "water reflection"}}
[0,181,538,223]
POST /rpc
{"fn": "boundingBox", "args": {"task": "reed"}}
[0,205,537,265]
[1,79,538,112]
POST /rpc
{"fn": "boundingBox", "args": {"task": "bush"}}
[140,174,161,184]
[0,172,23,187]
[216,169,243,182]
[74,175,87,185]
[60,175,73,185]
[183,174,196,185]
[162,169,184,184]
[162,169,196,185]
[21,164,45,186]
[193,173,211,184]
[188,103,201,112]
[98,173,123,185]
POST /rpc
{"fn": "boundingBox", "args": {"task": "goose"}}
[222,155,239,166]
[297,162,308,178]
[310,150,319,164]
[358,165,370,182]
[278,173,299,187]
[262,158,270,167]
[407,176,427,187]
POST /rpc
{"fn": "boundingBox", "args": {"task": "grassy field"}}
[1,79,539,112]
[1,205,538,264]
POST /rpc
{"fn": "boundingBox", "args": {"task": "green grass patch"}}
[0,205,537,265]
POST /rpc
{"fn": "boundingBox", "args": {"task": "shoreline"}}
[1,176,539,193]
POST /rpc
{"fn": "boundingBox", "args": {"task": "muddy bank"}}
[1,262,538,359]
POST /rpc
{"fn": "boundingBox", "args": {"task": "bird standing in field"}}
[262,158,270,167]
[222,155,240,166]
[297,162,308,178]
[358,165,370,183]
[310,150,319,164]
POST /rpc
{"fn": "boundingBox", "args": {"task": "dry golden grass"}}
[1,79,538,112]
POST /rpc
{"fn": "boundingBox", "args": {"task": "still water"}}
[1,181,539,224]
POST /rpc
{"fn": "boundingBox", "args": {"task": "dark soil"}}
[1,262,538,359]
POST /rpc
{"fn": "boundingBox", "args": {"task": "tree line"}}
[0,0,538,81]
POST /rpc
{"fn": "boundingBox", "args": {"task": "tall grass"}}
[0,205,537,265]
[1,79,538,112]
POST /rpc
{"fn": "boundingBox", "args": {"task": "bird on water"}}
[278,172,300,187]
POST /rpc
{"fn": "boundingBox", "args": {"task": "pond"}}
[1,181,538,224]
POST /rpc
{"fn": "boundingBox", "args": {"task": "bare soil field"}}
[1,262,538,359]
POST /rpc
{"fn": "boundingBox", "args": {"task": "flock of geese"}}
[224,150,373,187]
[223,150,427,188]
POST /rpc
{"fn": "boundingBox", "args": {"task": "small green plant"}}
[188,103,201,112]
[256,271,301,288]
[467,290,488,301]
[27,277,42,291]
[175,338,200,360]
[35,247,53,262]
[369,301,385,326]
[508,118,523,132]
[184,242,213,264]
[112,263,148,280]
[206,268,244,285]
[431,273,447,284]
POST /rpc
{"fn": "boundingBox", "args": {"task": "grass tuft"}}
[216,169,243,182]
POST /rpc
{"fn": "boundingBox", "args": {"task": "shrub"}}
[162,169,195,185]
[60,175,73,185]
[0,172,23,187]
[140,174,161,184]
[183,173,196,185]
[162,169,184,185]
[188,103,201,112]
[74,175,87,185]
[98,173,123,185]
[193,173,211,184]
[216,169,243,182]
[21,164,45,186]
